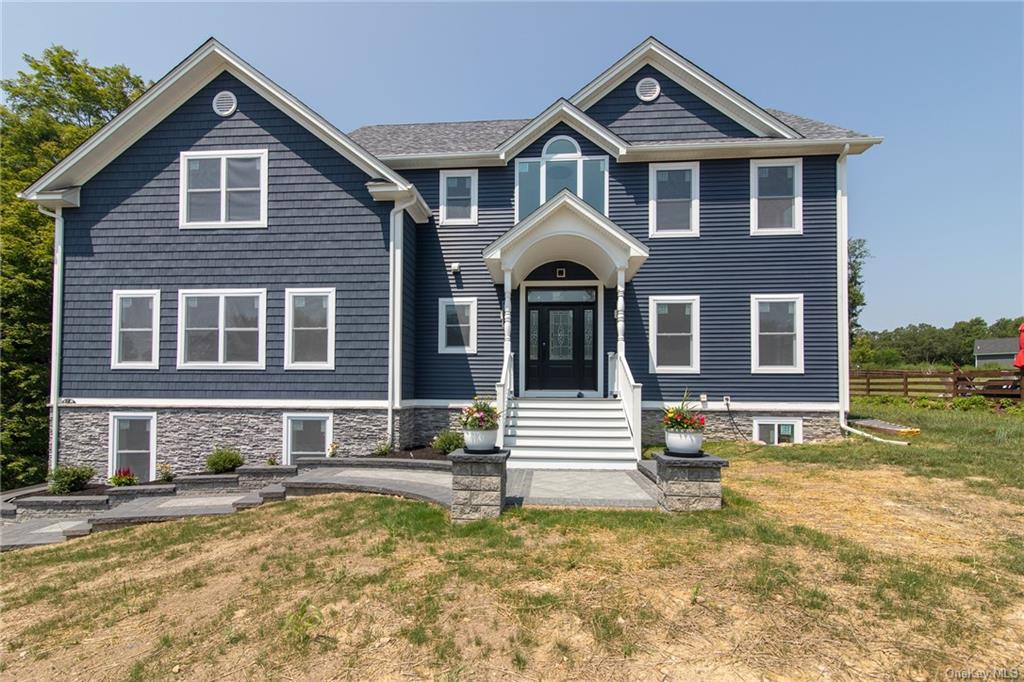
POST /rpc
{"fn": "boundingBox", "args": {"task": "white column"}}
[502,268,512,359]
[616,267,626,357]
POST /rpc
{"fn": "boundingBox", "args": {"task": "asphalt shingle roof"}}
[348,109,871,157]
[974,338,1020,355]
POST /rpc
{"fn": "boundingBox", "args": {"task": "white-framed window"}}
[176,289,266,369]
[437,297,477,354]
[649,295,700,373]
[750,158,802,235]
[649,162,700,237]
[439,169,478,225]
[284,288,336,370]
[111,289,160,369]
[515,135,608,221]
[179,149,268,229]
[283,413,333,464]
[751,293,804,373]
[108,412,157,481]
[752,418,803,445]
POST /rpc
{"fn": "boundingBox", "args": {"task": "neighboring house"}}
[974,338,1020,368]
[21,37,881,477]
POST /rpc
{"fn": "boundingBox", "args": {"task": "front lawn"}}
[1,400,1022,680]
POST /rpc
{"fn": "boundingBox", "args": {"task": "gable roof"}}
[494,100,628,160]
[974,338,1020,355]
[20,38,426,218]
[570,37,800,139]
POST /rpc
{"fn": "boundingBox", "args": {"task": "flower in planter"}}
[662,393,706,432]
[109,467,139,487]
[458,397,499,431]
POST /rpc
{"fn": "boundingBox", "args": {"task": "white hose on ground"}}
[839,414,910,446]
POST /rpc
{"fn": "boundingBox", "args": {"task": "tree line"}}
[851,318,1022,369]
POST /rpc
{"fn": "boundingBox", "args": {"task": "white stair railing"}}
[495,351,514,448]
[611,352,643,459]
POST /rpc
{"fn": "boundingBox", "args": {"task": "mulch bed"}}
[32,480,170,497]
[382,447,448,461]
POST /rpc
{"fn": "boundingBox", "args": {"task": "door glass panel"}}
[527,289,596,303]
[529,310,539,360]
[548,310,573,361]
[584,309,593,361]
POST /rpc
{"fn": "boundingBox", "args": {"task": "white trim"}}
[641,400,838,412]
[751,293,804,374]
[282,412,334,464]
[495,100,628,162]
[569,37,801,139]
[284,288,336,370]
[750,158,803,235]
[63,397,387,409]
[648,162,700,238]
[176,288,267,369]
[648,295,700,374]
[518,280,604,397]
[437,297,478,354]
[178,149,268,229]
[111,289,160,370]
[752,416,804,445]
[108,411,158,481]
[837,149,851,414]
[20,38,414,202]
[439,169,478,226]
[399,399,473,409]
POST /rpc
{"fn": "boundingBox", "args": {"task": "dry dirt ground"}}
[2,458,1022,681]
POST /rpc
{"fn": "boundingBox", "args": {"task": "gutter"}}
[37,205,65,471]
[386,196,417,446]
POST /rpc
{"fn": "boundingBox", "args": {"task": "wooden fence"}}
[850,369,1023,401]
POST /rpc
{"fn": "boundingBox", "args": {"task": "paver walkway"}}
[286,467,453,507]
[0,518,92,550]
[509,469,660,509]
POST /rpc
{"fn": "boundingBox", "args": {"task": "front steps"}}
[503,398,639,470]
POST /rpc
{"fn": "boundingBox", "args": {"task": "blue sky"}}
[3,2,1022,331]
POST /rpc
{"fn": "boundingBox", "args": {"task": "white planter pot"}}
[665,430,704,455]
[463,429,498,452]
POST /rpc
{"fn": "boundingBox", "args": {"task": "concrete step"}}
[258,484,286,501]
[507,445,636,460]
[510,399,622,410]
[506,408,629,420]
[504,426,632,438]
[505,436,634,448]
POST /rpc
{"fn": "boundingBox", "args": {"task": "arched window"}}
[515,135,608,221]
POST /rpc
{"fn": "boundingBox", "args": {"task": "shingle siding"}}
[60,72,392,400]
[585,65,758,143]
[404,124,839,403]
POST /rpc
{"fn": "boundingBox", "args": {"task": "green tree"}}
[847,238,869,338]
[987,317,1024,339]
[1,46,146,488]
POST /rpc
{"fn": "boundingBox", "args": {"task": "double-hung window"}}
[515,136,608,220]
[179,149,268,228]
[751,294,803,373]
[111,290,160,369]
[649,162,699,237]
[177,289,266,369]
[284,288,335,370]
[438,297,477,354]
[439,170,478,225]
[750,158,802,234]
[649,296,700,373]
[283,413,333,463]
[753,418,803,445]
[109,412,156,481]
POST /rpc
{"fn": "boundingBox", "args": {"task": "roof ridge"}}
[352,117,531,129]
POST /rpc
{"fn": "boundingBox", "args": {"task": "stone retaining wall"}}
[448,449,509,523]
[641,409,841,444]
[58,407,390,481]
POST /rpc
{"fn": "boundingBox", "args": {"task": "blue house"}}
[21,37,880,478]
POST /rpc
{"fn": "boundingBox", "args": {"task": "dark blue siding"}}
[406,124,839,403]
[585,65,757,143]
[60,72,392,399]
[401,211,417,401]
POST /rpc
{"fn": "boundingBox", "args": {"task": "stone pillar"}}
[653,452,729,511]
[616,267,626,356]
[448,449,509,522]
[502,268,512,359]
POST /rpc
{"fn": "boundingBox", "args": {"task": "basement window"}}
[752,418,803,445]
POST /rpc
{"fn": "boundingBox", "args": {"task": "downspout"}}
[38,205,65,470]
[386,197,416,446]
[834,144,908,446]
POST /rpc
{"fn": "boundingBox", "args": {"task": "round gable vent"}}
[212,90,238,117]
[635,77,661,102]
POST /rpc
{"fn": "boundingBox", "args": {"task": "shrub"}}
[47,465,96,494]
[266,455,279,466]
[109,468,139,487]
[913,397,947,410]
[372,441,392,457]
[951,396,990,412]
[431,429,464,455]
[458,397,499,431]
[206,447,244,473]
[156,462,174,482]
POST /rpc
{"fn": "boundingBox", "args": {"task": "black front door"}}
[525,288,597,391]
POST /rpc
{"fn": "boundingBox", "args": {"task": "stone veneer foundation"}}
[640,409,841,444]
